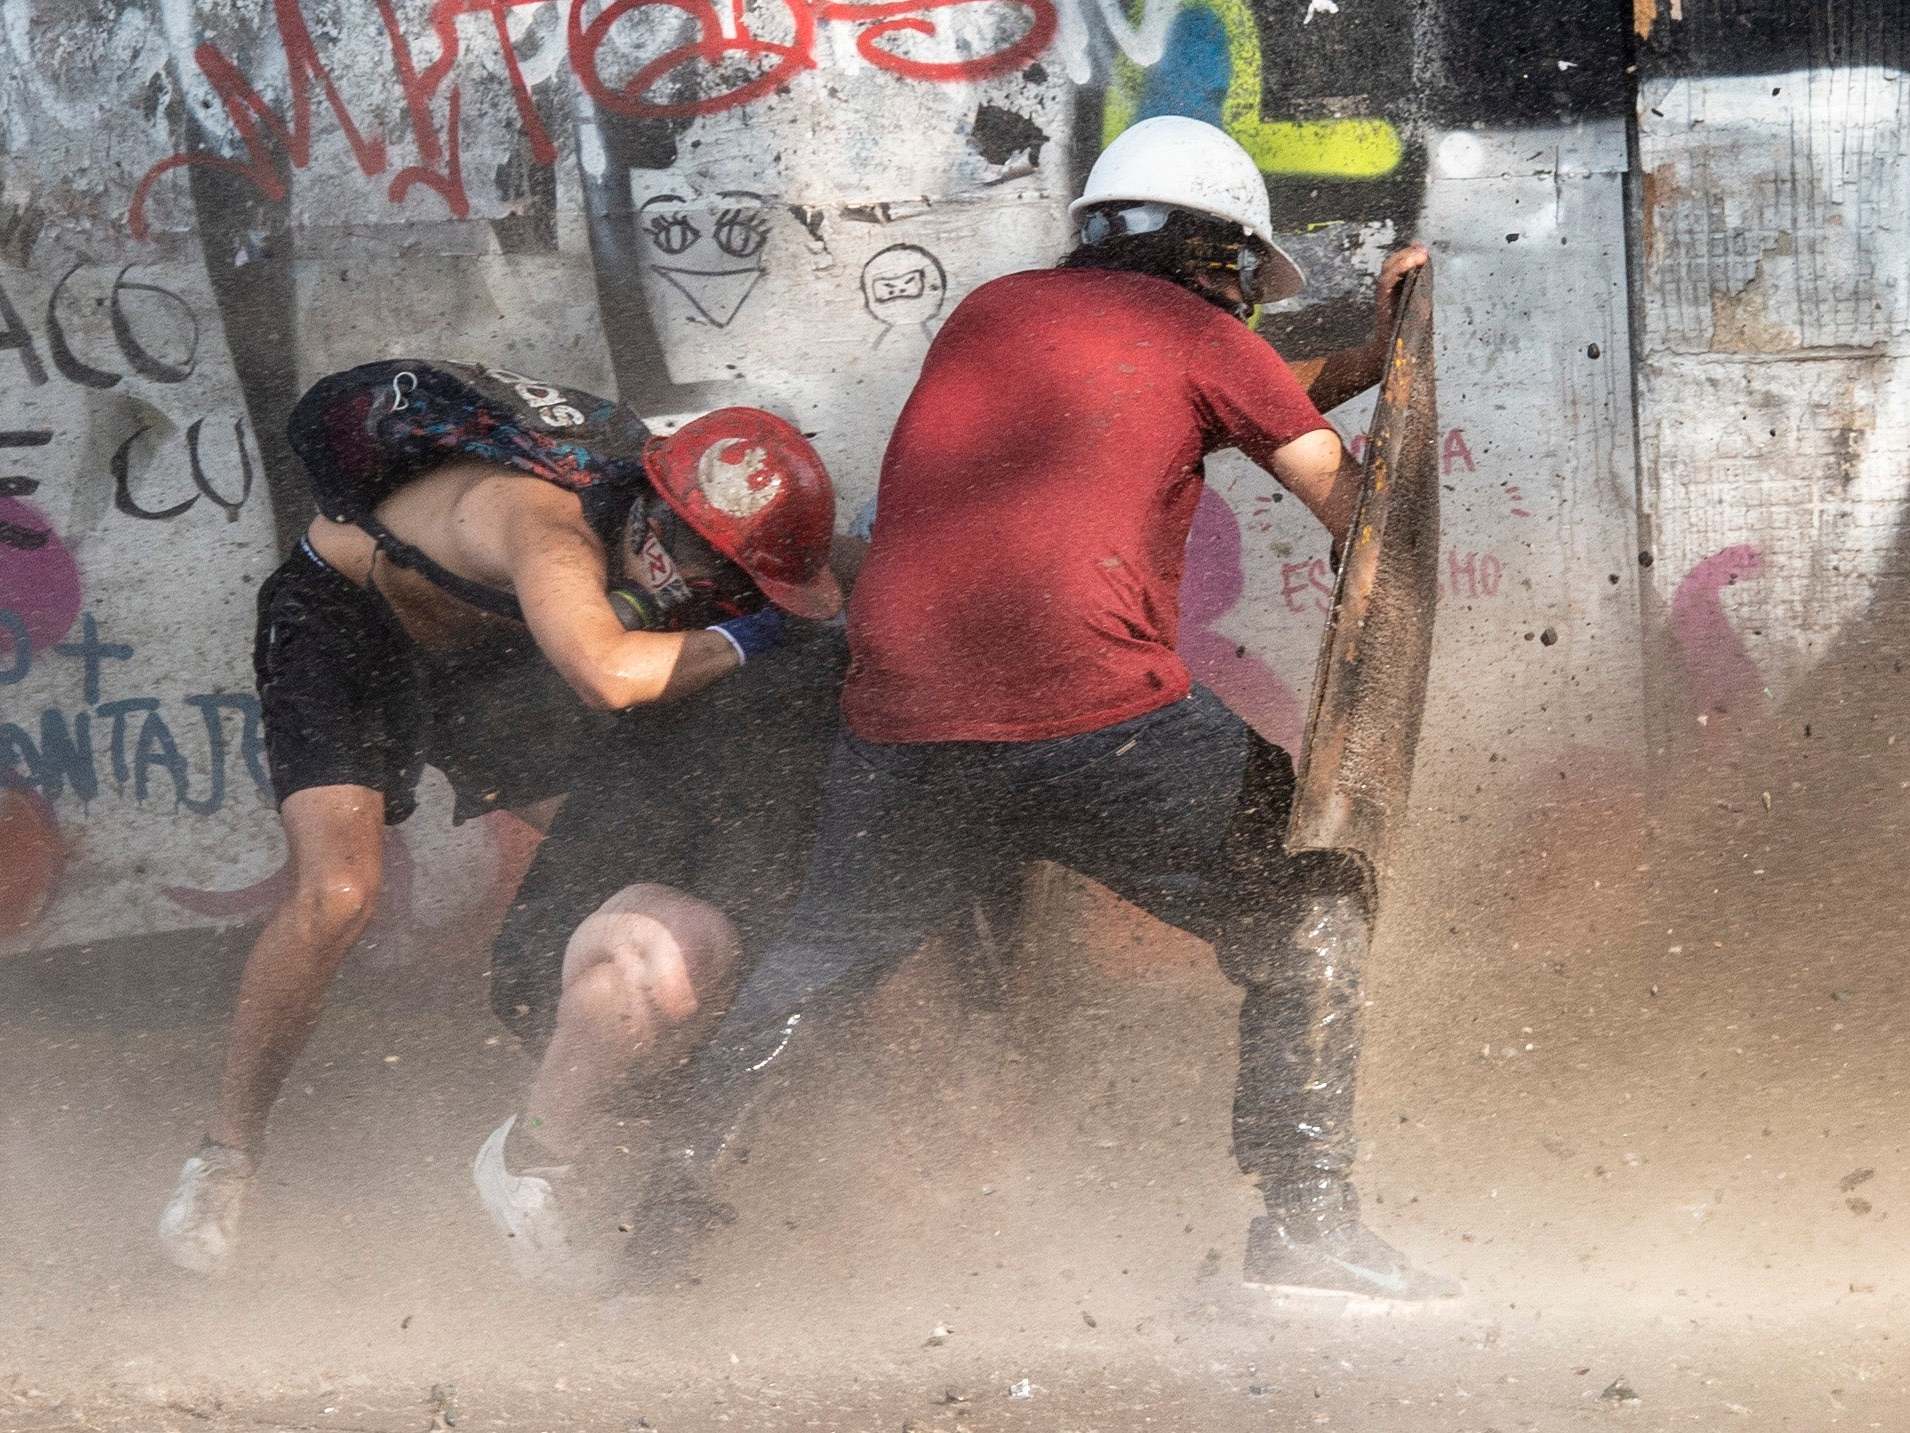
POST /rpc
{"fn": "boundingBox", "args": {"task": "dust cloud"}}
[3,621,1906,1432]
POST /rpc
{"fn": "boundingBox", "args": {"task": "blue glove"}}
[708,606,786,665]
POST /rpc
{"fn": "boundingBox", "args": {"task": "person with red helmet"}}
[157,362,850,1283]
[472,407,857,1288]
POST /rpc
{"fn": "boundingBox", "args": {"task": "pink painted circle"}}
[0,496,83,658]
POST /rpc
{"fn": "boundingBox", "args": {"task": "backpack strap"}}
[358,515,527,623]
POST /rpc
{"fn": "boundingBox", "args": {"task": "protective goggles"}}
[1077,202,1274,304]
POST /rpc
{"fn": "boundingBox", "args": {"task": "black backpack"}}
[286,360,656,619]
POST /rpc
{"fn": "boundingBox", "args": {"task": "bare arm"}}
[1271,427,1360,550]
[466,479,742,710]
[1294,243,1431,416]
[1300,344,1386,417]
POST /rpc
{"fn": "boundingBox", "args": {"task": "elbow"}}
[554,631,684,711]
[573,679,623,713]
[570,667,662,712]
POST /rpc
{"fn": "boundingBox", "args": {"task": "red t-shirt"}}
[842,267,1333,743]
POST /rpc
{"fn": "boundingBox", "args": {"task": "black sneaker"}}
[1243,1216,1461,1302]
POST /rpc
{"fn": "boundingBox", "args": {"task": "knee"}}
[645,893,742,991]
[285,864,381,946]
[1209,874,1370,992]
[555,958,656,1043]
[567,883,742,995]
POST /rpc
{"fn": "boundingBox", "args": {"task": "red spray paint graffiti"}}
[572,0,1053,118]
[1669,542,1764,719]
[1349,426,1480,479]
[129,0,1055,237]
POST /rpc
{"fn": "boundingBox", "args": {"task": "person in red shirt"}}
[845,261,1335,742]
[666,117,1453,1302]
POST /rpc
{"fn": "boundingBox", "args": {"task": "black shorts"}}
[488,624,849,1051]
[255,542,609,825]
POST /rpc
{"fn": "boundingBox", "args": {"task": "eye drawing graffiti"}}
[714,208,770,260]
[638,190,771,328]
[645,213,702,255]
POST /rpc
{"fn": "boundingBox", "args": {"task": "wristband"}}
[708,606,786,665]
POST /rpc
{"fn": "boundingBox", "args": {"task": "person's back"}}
[305,461,532,655]
[844,266,1329,744]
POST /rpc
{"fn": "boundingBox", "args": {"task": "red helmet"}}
[643,408,843,620]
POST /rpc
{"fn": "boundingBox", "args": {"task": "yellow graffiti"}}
[1103,0,1403,179]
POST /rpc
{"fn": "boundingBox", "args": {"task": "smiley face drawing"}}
[861,244,948,348]
[640,190,772,328]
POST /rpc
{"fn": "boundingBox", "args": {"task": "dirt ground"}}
[3,643,1906,1433]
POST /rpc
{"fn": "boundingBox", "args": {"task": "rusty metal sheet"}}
[1287,265,1440,871]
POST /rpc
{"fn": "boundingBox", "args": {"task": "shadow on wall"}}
[1764,491,1910,814]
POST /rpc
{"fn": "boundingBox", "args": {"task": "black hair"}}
[1059,206,1252,315]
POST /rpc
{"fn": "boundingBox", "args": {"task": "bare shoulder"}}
[457,467,607,585]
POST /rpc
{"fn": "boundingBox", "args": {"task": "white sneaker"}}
[158,1142,255,1275]
[473,1116,608,1290]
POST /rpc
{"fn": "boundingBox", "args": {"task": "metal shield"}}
[1287,265,1441,871]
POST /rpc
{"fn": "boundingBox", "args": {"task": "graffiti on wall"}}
[1,611,268,813]
[127,0,1069,238]
[0,245,291,947]
[0,263,259,531]
[24,0,1868,956]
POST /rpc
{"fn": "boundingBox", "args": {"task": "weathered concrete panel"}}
[1642,353,1909,710]
[1637,49,1910,733]
[0,253,282,948]
[1412,141,1645,815]
[1638,68,1907,356]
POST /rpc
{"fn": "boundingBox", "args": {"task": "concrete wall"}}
[1634,2,1909,749]
[0,0,1897,952]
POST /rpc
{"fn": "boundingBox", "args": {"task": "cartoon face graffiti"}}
[639,190,772,328]
[861,244,948,343]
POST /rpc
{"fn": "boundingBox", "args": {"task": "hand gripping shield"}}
[1287,265,1441,877]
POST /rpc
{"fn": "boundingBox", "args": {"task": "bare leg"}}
[523,882,741,1159]
[210,785,386,1153]
[162,786,385,1274]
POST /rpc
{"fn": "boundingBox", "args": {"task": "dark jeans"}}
[683,685,1372,1218]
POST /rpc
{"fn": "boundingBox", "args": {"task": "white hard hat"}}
[1070,116,1304,302]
